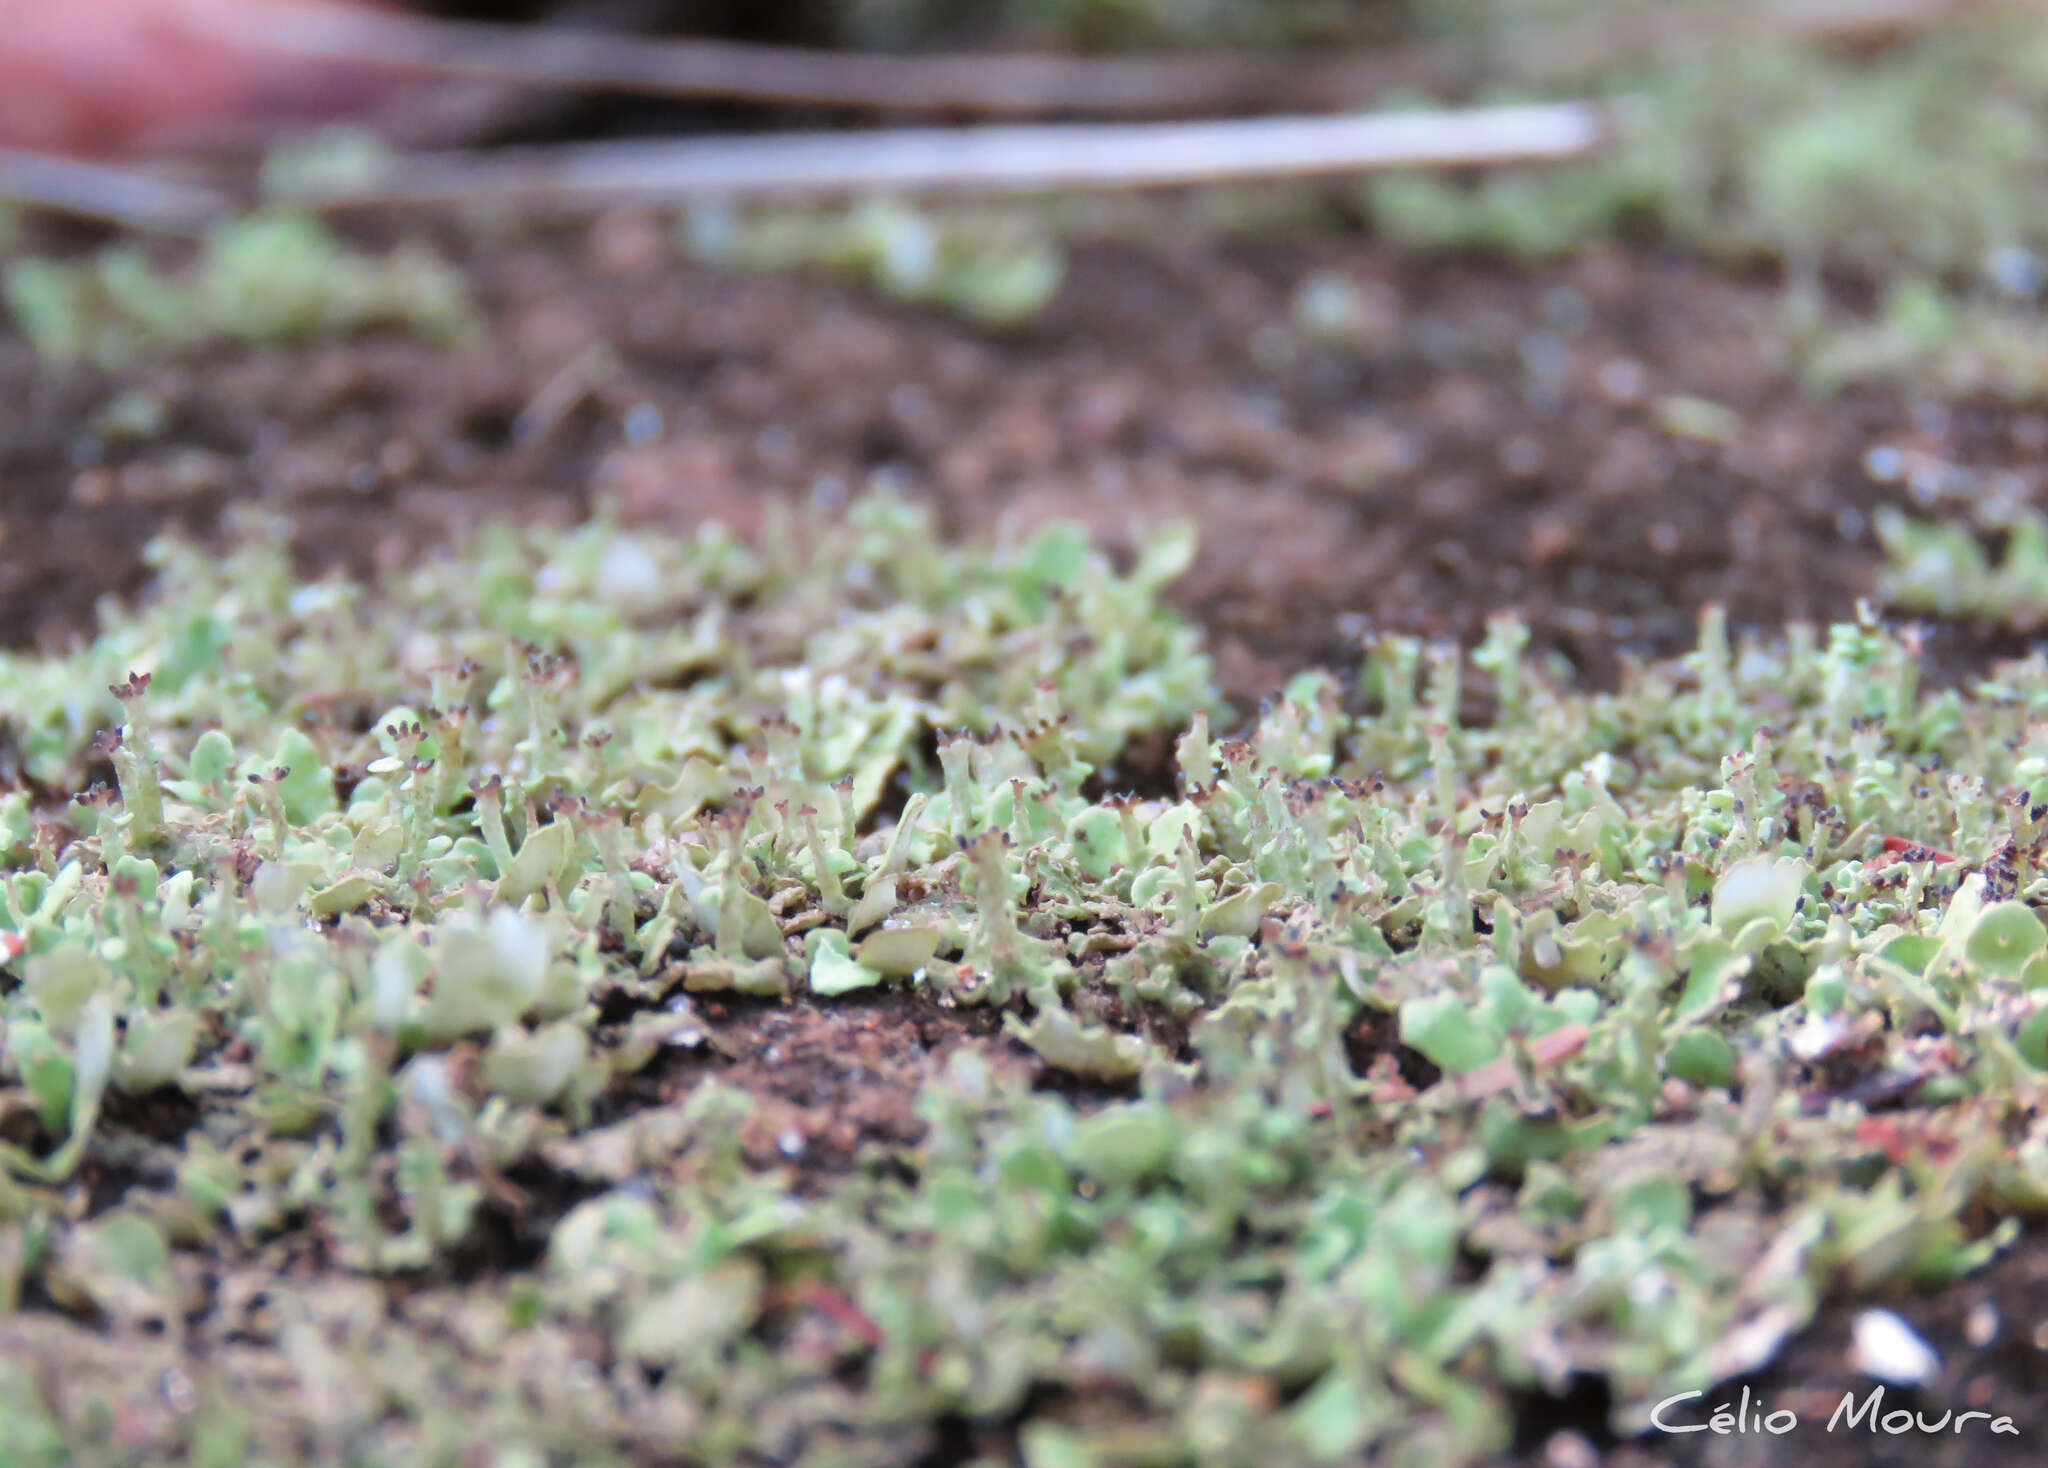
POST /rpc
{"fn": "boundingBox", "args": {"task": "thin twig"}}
[200,0,2005,120]
[274,102,1612,212]
[0,147,226,232]
[212,0,1390,116]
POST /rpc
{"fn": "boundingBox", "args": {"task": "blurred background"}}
[5,0,2048,698]
[0,1,1978,155]
[5,0,1413,157]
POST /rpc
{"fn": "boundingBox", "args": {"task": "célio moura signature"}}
[1651,1386,2019,1437]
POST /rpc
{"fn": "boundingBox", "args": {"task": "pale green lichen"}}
[5,493,2048,1462]
[2,211,473,367]
[1366,16,2048,279]
[682,198,1066,328]
[1876,503,2048,630]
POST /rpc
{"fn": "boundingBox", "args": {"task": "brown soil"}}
[644,990,1015,1175]
[6,211,2048,1464]
[8,215,2039,698]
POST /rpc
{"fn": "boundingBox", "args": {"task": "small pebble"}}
[1543,1429,1599,1468]
[1907,462,1949,506]
[1598,357,1646,404]
[159,1367,196,1414]
[755,423,796,465]
[1915,403,1952,440]
[889,382,931,423]
[598,537,661,607]
[1851,1308,1941,1387]
[1788,1013,1852,1063]
[1986,245,2044,299]
[1520,331,1573,397]
[1249,323,1296,373]
[622,403,662,445]
[1293,272,1366,340]
[1863,444,1905,483]
[1499,435,1545,478]
[1540,285,1591,334]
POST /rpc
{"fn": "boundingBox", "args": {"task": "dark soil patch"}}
[439,1154,612,1281]
[601,988,1026,1181]
[693,990,994,1171]
[96,1083,202,1146]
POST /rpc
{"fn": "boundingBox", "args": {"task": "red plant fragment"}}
[0,0,394,157]
[1451,1022,1591,1099]
[1371,1022,1591,1105]
[1879,835,1958,865]
[794,1277,884,1347]
[1853,1111,1958,1167]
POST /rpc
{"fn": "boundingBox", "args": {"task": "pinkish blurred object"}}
[0,0,395,157]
